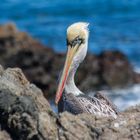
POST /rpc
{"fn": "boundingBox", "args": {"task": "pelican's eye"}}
[67,37,85,47]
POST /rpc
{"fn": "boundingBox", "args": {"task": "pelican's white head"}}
[67,22,89,64]
[67,22,89,43]
[55,22,89,104]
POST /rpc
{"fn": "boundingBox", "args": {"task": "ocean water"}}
[0,0,140,66]
[108,84,140,110]
[0,0,140,110]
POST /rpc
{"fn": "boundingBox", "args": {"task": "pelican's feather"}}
[59,92,118,118]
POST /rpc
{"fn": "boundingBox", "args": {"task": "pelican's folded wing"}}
[94,91,119,114]
[77,93,118,119]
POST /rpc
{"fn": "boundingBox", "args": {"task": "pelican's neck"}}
[64,43,88,96]
[64,63,83,96]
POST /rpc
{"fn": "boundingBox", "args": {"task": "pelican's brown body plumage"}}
[58,91,118,118]
[56,22,118,119]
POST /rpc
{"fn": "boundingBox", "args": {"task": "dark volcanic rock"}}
[77,51,135,92]
[0,64,139,140]
[0,23,139,98]
[100,51,134,87]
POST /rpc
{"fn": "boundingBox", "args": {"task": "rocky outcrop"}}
[0,65,58,140]
[0,23,139,99]
[77,51,135,91]
[0,65,139,140]
[58,106,140,140]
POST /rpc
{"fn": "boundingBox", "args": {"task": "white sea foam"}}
[96,84,140,111]
[113,85,140,110]
[133,65,140,74]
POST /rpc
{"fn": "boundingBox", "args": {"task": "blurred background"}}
[0,0,140,111]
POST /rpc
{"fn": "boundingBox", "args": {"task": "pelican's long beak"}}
[55,45,79,104]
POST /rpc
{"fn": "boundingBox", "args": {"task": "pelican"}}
[55,22,118,118]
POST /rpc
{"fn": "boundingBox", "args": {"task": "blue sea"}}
[0,0,140,110]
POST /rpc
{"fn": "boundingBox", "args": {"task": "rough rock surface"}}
[0,64,139,140]
[0,65,58,140]
[0,129,12,140]
[58,107,140,140]
[0,23,139,98]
